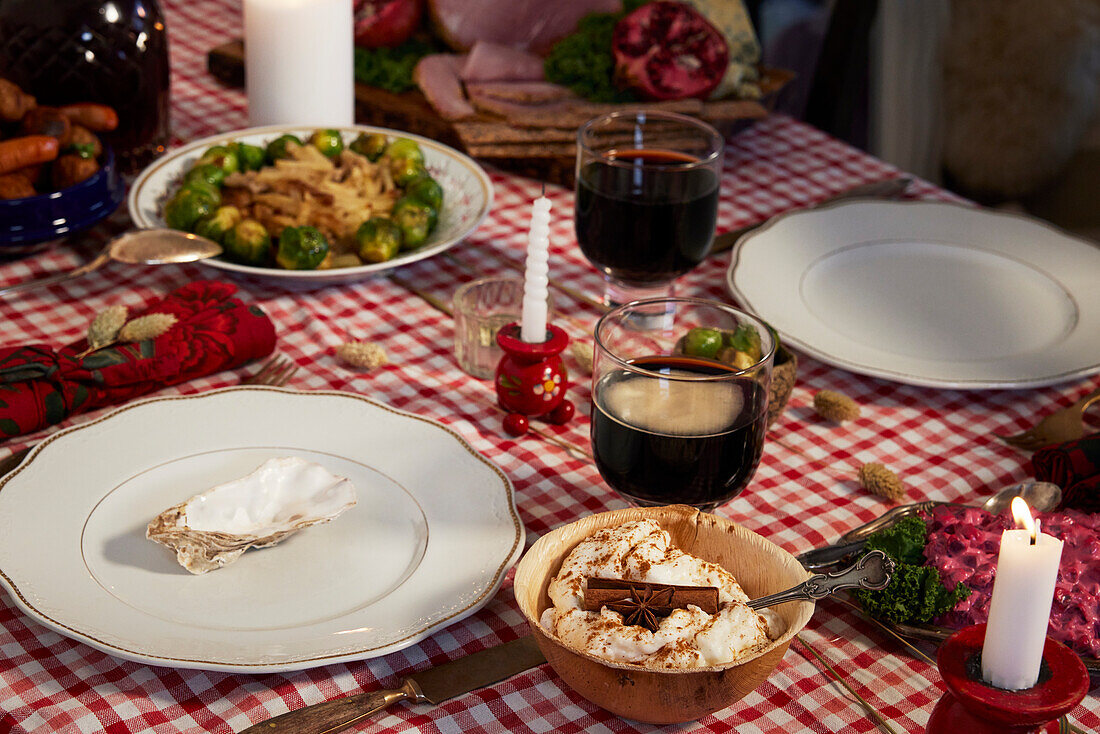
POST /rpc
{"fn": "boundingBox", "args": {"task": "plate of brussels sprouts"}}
[128,124,493,285]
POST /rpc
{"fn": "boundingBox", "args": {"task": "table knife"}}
[709,176,912,256]
[238,635,546,734]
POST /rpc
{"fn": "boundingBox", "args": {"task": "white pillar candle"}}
[244,0,355,127]
[520,195,552,343]
[981,497,1064,690]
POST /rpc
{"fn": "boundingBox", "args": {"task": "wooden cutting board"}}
[207,39,793,185]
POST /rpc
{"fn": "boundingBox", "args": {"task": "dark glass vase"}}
[0,0,171,172]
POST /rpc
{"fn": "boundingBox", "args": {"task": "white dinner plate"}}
[128,124,493,286]
[0,388,523,672]
[726,200,1100,389]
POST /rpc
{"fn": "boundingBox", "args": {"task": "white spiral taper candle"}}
[520,193,552,343]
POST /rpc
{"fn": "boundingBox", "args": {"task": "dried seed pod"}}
[814,389,861,424]
[86,304,128,350]
[858,462,905,502]
[118,313,178,342]
[570,341,594,375]
[337,340,388,370]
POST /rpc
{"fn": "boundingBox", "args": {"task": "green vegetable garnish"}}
[854,516,970,625]
[682,327,723,359]
[725,324,762,361]
[353,39,441,93]
[350,132,388,161]
[543,0,648,103]
[405,176,443,210]
[231,142,266,171]
[356,217,403,263]
[309,129,344,158]
[276,225,330,270]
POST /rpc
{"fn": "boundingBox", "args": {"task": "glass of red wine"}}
[575,110,724,306]
[591,298,775,511]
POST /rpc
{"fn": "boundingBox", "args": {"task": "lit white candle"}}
[981,497,1064,690]
[520,194,552,343]
[244,0,354,127]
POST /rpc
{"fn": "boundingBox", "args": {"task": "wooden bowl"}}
[514,505,814,723]
[768,343,798,428]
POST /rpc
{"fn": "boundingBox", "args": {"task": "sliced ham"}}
[465,81,576,104]
[460,41,545,83]
[413,54,476,121]
[429,0,622,55]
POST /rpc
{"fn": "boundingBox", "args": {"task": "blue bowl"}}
[0,148,125,256]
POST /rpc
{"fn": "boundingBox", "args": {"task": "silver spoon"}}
[749,549,895,610]
[0,229,222,297]
[978,480,1061,515]
[797,480,1064,570]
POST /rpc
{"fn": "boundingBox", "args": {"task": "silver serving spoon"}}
[978,479,1061,515]
[0,229,222,297]
[748,550,895,610]
[797,480,1063,571]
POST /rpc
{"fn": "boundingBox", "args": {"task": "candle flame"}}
[1011,496,1037,542]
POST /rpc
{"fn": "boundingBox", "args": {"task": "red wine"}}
[591,356,768,509]
[575,149,719,285]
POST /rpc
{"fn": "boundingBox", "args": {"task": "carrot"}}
[0,135,59,176]
[58,103,119,132]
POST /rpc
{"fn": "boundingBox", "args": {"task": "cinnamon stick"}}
[583,578,719,615]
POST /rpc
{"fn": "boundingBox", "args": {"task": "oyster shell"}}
[147,456,357,574]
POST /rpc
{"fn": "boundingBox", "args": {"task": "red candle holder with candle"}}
[495,323,574,436]
[493,188,574,436]
[927,623,1088,734]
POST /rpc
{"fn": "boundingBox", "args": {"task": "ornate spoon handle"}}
[747,550,895,610]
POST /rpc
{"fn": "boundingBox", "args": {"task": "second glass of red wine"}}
[575,111,724,306]
[591,298,775,511]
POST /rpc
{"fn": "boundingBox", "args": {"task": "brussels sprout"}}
[681,327,723,359]
[390,197,435,249]
[194,206,243,244]
[355,217,403,263]
[389,156,426,187]
[349,132,387,161]
[223,219,272,266]
[178,179,222,208]
[385,138,426,185]
[265,133,302,162]
[318,252,363,269]
[197,144,240,176]
[405,176,443,210]
[276,225,330,270]
[231,141,266,171]
[164,190,216,232]
[184,162,227,187]
[385,138,423,164]
[725,324,762,361]
[309,128,344,158]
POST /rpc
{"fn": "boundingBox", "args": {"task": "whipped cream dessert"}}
[540,519,784,669]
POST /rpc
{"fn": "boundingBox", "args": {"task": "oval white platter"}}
[128,124,493,286]
[0,388,523,672]
[726,200,1100,389]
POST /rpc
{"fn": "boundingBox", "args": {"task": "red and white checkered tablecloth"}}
[1,1,1098,732]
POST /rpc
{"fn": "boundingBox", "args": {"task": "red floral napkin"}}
[0,281,276,441]
[1031,433,1100,513]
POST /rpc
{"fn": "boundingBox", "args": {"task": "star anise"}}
[605,586,675,632]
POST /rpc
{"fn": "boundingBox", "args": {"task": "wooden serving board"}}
[208,40,793,186]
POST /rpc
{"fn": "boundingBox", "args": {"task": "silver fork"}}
[242,355,299,386]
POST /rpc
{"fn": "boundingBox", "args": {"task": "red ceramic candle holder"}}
[927,623,1089,734]
[494,322,574,436]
